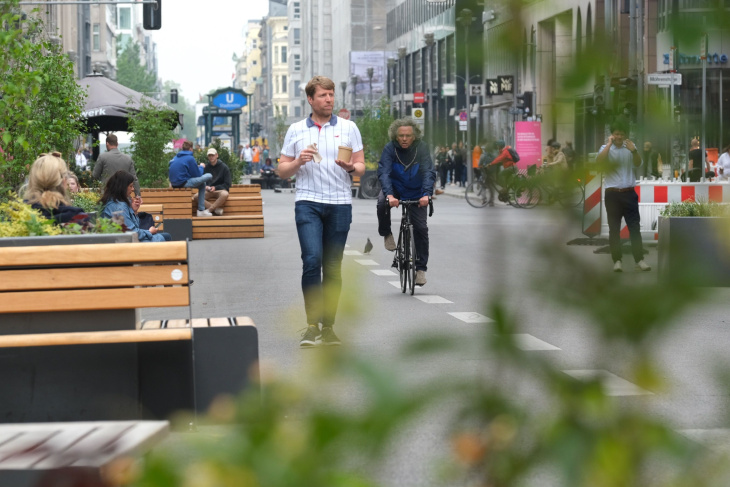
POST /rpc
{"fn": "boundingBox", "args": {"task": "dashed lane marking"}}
[512,334,561,351]
[355,259,379,266]
[388,281,401,288]
[415,295,454,304]
[344,250,362,256]
[371,269,398,276]
[448,312,493,323]
[562,369,653,396]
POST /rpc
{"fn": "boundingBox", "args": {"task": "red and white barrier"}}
[582,173,602,237]
[595,180,730,241]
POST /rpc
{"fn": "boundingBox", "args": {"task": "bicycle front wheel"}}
[408,224,417,295]
[557,181,585,208]
[465,181,488,208]
[398,228,408,293]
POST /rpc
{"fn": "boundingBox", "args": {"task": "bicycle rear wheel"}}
[408,224,417,295]
[513,179,541,209]
[465,181,488,208]
[398,228,408,293]
[556,181,585,208]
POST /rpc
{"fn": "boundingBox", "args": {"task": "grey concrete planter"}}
[657,216,730,286]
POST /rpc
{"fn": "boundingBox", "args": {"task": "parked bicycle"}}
[465,166,538,208]
[512,165,585,209]
[391,199,433,295]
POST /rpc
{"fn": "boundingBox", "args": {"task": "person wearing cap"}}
[168,140,214,217]
[193,147,231,216]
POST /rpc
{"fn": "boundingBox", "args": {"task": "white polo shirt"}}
[281,114,363,204]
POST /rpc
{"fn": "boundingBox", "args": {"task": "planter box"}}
[657,216,730,286]
[0,232,136,247]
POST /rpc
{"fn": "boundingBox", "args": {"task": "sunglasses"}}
[39,151,63,158]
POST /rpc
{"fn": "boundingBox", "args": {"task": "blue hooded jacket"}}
[377,140,436,200]
[168,150,203,187]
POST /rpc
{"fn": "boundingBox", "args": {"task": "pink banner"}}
[514,121,542,171]
[172,138,186,150]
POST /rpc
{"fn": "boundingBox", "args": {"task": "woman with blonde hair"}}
[22,152,87,224]
[64,171,80,193]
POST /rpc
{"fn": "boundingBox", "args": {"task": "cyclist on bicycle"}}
[377,117,436,286]
[489,140,519,202]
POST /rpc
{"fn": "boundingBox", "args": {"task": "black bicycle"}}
[391,199,434,295]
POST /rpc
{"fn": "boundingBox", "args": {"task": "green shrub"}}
[660,200,730,217]
[71,190,102,213]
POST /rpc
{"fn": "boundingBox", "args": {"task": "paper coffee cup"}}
[338,146,353,163]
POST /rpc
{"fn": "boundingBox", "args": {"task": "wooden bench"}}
[138,203,164,230]
[139,188,193,219]
[0,241,259,424]
[0,420,168,486]
[191,185,265,239]
[191,185,263,217]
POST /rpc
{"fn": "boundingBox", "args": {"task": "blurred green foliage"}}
[660,200,730,217]
[127,100,177,188]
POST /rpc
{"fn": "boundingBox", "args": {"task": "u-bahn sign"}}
[211,90,248,110]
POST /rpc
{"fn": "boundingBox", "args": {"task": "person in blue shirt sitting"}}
[377,118,436,286]
[168,140,213,217]
[101,171,171,242]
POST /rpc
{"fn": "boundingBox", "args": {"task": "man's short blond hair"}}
[305,76,335,98]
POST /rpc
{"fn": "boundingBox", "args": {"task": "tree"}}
[163,80,196,142]
[355,97,396,169]
[127,100,176,187]
[116,42,157,94]
[0,1,87,192]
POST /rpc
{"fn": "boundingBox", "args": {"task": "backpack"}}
[507,147,520,163]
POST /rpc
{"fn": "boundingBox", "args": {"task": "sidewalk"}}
[435,182,467,199]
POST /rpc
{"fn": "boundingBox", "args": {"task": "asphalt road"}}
[146,189,730,485]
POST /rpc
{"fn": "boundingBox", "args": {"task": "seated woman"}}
[21,152,88,224]
[101,170,171,242]
[64,171,80,193]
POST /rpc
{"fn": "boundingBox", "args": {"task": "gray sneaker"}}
[415,270,427,286]
[384,234,396,251]
[299,325,320,348]
[320,326,341,346]
[213,208,224,216]
[613,261,623,272]
[635,260,651,271]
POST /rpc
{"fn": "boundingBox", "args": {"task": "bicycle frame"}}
[391,199,433,295]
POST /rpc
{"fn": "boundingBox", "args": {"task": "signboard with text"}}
[413,92,425,103]
[514,121,542,170]
[647,73,682,85]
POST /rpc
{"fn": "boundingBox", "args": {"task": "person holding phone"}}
[595,118,650,273]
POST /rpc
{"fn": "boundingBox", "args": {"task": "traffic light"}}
[170,88,178,104]
[516,91,533,118]
[593,83,605,108]
[143,0,161,30]
[617,77,637,118]
[251,123,261,137]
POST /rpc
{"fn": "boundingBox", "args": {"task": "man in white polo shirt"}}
[278,76,365,348]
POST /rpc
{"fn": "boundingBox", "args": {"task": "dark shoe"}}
[320,326,341,346]
[299,325,320,348]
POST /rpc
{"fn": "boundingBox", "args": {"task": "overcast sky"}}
[151,1,268,105]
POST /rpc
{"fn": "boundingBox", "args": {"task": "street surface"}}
[145,188,730,485]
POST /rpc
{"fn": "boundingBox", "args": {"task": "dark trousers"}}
[376,191,429,271]
[455,164,464,186]
[605,190,644,263]
[295,201,352,327]
[439,165,450,188]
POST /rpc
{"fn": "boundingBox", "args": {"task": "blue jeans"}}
[295,201,352,327]
[185,173,213,210]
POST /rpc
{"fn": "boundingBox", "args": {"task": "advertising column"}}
[514,121,542,171]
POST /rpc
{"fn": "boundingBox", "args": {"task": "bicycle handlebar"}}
[398,198,434,217]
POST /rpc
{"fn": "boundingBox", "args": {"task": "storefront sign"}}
[663,52,728,66]
[497,75,514,94]
[486,79,501,96]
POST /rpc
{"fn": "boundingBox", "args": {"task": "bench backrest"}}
[0,241,190,314]
[140,189,193,219]
[139,204,164,230]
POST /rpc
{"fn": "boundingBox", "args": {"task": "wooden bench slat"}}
[192,231,264,239]
[191,319,209,328]
[234,316,256,327]
[138,204,163,212]
[0,265,188,292]
[0,242,187,267]
[0,287,190,314]
[165,319,188,329]
[0,329,192,348]
[141,320,162,329]
[208,318,229,327]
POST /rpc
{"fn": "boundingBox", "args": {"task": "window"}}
[282,75,287,93]
[293,54,301,71]
[92,23,100,50]
[293,28,300,45]
[118,7,131,29]
[295,106,301,117]
[281,46,287,63]
[282,105,288,117]
[293,80,301,95]
[274,46,279,62]
[118,33,131,49]
[293,1,300,19]
[284,25,288,31]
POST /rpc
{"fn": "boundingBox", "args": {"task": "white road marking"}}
[371,270,398,276]
[562,369,653,396]
[344,250,362,256]
[388,281,401,288]
[448,312,493,323]
[355,259,379,266]
[513,334,561,351]
[415,295,454,304]
[679,429,730,453]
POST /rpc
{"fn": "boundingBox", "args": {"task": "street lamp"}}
[457,8,475,185]
[398,46,407,117]
[340,81,348,111]
[423,32,436,145]
[387,57,396,117]
[351,74,359,120]
[367,67,374,107]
